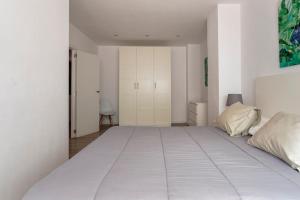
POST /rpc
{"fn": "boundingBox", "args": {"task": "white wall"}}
[207,4,242,124]
[241,0,300,105]
[98,46,187,124]
[205,0,300,112]
[187,44,201,103]
[0,1,69,200]
[70,23,98,54]
[207,8,220,125]
[218,4,242,113]
[187,43,208,104]
[98,46,119,124]
[171,47,187,123]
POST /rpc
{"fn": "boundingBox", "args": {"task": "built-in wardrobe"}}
[119,47,171,126]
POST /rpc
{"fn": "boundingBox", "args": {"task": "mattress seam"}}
[209,127,300,189]
[184,127,242,200]
[159,128,170,200]
[92,127,136,200]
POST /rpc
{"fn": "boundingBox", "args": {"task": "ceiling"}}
[70,0,241,45]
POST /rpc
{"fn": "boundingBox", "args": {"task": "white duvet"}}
[23,126,300,200]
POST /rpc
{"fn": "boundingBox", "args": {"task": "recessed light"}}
[145,34,150,38]
[113,34,119,37]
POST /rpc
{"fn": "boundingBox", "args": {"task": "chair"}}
[99,98,115,131]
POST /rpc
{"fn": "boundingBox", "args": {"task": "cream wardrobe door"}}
[137,47,154,126]
[154,47,171,126]
[119,47,137,126]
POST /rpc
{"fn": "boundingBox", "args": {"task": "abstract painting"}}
[279,0,300,68]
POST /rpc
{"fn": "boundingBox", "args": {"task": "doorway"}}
[68,49,101,139]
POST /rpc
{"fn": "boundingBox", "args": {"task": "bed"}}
[24,72,300,200]
[23,126,300,200]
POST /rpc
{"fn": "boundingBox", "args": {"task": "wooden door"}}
[137,47,154,126]
[154,47,171,126]
[119,47,137,126]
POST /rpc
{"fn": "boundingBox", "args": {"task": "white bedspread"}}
[23,127,300,200]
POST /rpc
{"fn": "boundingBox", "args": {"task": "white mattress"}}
[23,126,300,200]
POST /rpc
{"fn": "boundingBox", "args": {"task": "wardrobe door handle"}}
[154,82,157,89]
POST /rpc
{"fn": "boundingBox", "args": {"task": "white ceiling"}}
[70,0,241,45]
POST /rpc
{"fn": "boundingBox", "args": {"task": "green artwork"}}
[204,57,208,87]
[279,0,300,68]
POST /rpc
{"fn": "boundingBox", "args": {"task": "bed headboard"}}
[256,72,300,118]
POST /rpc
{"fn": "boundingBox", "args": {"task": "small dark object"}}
[226,94,243,106]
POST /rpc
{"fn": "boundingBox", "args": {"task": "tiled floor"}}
[69,125,112,158]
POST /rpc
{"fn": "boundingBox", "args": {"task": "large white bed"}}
[23,73,300,200]
[23,126,300,200]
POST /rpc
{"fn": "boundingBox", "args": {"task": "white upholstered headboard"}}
[256,72,300,118]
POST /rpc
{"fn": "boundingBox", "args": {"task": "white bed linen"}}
[23,126,300,200]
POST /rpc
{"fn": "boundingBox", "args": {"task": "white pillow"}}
[216,102,260,137]
[248,117,270,136]
[248,112,300,171]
